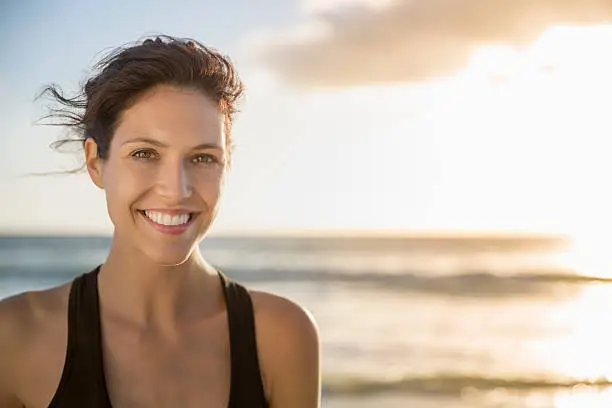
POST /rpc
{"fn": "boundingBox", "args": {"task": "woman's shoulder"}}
[0,281,72,351]
[248,289,319,338]
[0,281,72,326]
[248,289,321,405]
[221,273,318,338]
[0,282,72,402]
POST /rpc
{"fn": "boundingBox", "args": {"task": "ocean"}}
[2,234,612,408]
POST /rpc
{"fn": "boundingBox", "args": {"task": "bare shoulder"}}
[0,291,30,357]
[0,283,71,406]
[0,292,28,407]
[0,290,45,353]
[0,283,71,370]
[0,283,71,330]
[249,290,319,340]
[249,290,321,408]
[0,282,71,347]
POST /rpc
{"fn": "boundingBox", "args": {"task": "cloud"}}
[299,0,395,15]
[258,0,612,87]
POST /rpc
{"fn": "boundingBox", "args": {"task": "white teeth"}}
[143,211,191,226]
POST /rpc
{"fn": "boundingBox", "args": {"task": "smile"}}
[137,210,197,235]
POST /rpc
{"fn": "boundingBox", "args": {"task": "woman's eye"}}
[132,150,156,160]
[193,154,218,165]
[129,150,218,164]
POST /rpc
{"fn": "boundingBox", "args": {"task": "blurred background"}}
[3,1,612,407]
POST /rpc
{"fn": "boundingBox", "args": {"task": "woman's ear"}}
[84,138,104,189]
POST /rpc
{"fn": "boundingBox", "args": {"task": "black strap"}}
[46,274,80,408]
[219,271,268,408]
[80,266,113,407]
[48,267,112,408]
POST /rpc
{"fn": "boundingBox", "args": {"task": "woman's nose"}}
[156,161,193,202]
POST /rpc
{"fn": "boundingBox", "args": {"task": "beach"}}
[2,234,611,407]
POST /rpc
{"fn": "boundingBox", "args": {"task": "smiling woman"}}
[0,35,320,408]
[84,84,228,266]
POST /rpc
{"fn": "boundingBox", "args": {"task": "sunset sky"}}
[2,0,612,238]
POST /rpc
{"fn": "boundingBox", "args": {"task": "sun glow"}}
[459,24,612,82]
[561,227,612,279]
[519,283,612,406]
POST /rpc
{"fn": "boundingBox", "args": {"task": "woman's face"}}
[85,84,227,266]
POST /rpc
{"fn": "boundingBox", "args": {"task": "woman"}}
[0,35,321,408]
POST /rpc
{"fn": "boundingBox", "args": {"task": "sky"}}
[2,0,612,239]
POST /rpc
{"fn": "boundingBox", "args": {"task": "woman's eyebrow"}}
[122,137,223,150]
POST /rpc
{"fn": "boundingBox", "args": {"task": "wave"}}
[2,265,611,297]
[322,373,612,396]
[224,268,612,297]
[223,267,612,284]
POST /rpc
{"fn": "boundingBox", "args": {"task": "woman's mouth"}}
[137,210,197,235]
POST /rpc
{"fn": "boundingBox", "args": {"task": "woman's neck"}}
[96,240,222,335]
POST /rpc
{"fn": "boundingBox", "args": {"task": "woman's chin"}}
[142,246,198,267]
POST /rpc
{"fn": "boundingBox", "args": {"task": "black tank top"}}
[47,266,269,408]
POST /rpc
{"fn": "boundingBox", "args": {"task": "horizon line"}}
[0,228,571,240]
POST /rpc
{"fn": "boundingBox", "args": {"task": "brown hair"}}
[38,35,245,172]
